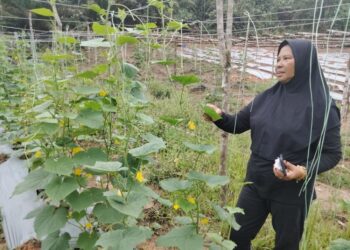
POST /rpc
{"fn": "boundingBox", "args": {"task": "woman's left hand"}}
[273,160,307,181]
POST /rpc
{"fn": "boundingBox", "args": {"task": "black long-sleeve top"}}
[214,106,342,204]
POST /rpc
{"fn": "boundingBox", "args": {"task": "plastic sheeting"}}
[0,145,81,249]
[0,145,41,249]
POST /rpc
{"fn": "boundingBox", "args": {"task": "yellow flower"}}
[74,168,83,176]
[34,151,42,158]
[99,89,108,97]
[173,203,180,210]
[135,171,144,183]
[187,196,196,205]
[85,222,93,230]
[188,120,196,130]
[85,173,93,179]
[72,147,83,155]
[114,138,120,145]
[59,120,65,128]
[199,217,209,225]
[116,189,122,196]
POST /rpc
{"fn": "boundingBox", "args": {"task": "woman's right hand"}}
[203,104,223,122]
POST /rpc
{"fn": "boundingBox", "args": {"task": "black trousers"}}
[230,185,307,250]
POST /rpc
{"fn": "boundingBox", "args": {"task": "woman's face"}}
[275,45,295,84]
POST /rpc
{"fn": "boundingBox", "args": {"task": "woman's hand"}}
[273,160,307,181]
[203,104,223,122]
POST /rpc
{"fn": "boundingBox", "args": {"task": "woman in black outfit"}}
[205,39,342,250]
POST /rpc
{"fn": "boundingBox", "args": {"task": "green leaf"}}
[44,157,75,176]
[136,113,154,125]
[34,206,68,239]
[156,197,172,207]
[73,86,100,95]
[151,43,162,49]
[92,22,116,36]
[183,142,216,154]
[203,106,222,122]
[76,70,99,79]
[93,203,126,224]
[73,148,107,166]
[102,103,116,112]
[207,233,236,250]
[129,81,148,104]
[13,168,54,195]
[45,176,79,202]
[55,137,75,147]
[117,35,138,46]
[213,205,244,230]
[159,116,184,125]
[157,225,203,250]
[77,231,99,250]
[95,227,153,250]
[41,231,71,250]
[132,183,159,199]
[66,188,105,212]
[107,191,149,218]
[31,8,54,17]
[177,198,196,213]
[76,65,107,79]
[171,74,200,86]
[28,100,53,113]
[122,63,139,78]
[167,21,189,30]
[72,210,86,221]
[33,122,59,135]
[329,239,350,250]
[85,161,126,174]
[187,171,229,188]
[57,36,78,44]
[160,178,192,192]
[84,100,102,111]
[41,53,74,62]
[148,0,164,9]
[89,3,107,16]
[117,8,127,22]
[129,134,166,157]
[80,38,111,48]
[76,109,104,129]
[151,60,176,66]
[135,23,157,30]
[93,63,109,74]
[25,206,45,220]
[174,216,193,225]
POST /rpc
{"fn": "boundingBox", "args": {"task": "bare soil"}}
[16,240,41,250]
[315,181,350,210]
[0,154,8,165]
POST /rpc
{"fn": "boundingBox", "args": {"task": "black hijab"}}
[249,39,340,160]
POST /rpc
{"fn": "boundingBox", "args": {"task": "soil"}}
[16,240,41,250]
[315,181,350,210]
[0,154,9,165]
[0,234,5,250]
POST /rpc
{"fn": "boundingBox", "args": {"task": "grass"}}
[318,166,350,189]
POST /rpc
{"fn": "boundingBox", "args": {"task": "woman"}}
[205,40,342,250]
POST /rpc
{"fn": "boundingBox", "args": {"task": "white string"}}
[30,0,350,24]
[1,14,347,25]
